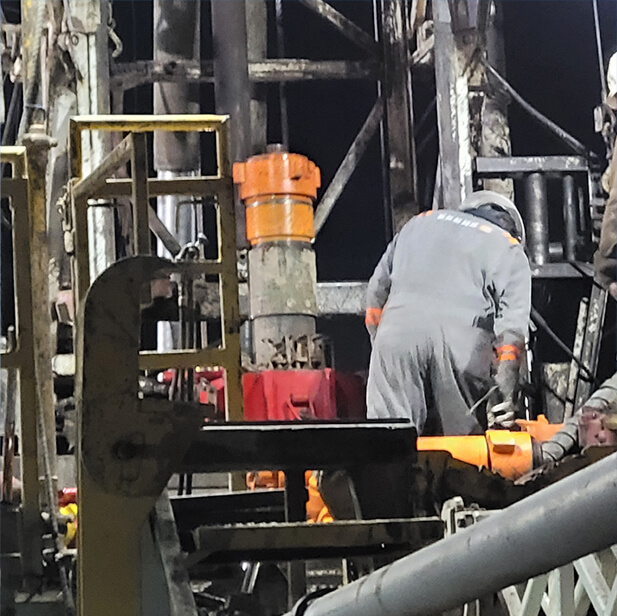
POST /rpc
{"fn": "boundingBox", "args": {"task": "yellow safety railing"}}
[67,115,242,420]
[0,146,43,578]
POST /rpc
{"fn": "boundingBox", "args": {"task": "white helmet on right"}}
[459,190,526,247]
[607,52,617,110]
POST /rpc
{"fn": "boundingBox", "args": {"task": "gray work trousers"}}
[367,317,492,435]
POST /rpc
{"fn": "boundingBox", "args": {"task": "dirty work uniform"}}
[594,145,617,290]
[365,210,531,435]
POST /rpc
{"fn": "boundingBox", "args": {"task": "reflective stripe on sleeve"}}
[496,344,520,362]
[365,307,383,326]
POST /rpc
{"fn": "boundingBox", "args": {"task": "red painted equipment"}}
[243,370,366,421]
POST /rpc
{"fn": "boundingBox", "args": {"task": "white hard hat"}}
[459,190,526,247]
[607,53,617,110]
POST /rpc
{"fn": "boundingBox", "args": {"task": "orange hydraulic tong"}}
[418,415,563,481]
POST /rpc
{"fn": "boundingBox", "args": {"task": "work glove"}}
[487,399,517,430]
[489,352,522,429]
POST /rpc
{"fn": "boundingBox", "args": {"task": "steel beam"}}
[22,129,58,498]
[314,99,383,233]
[475,156,588,177]
[574,285,608,409]
[69,0,115,279]
[180,421,416,473]
[111,59,380,87]
[377,0,418,231]
[480,0,513,199]
[297,0,379,54]
[433,0,473,208]
[72,134,133,200]
[191,518,442,564]
[193,268,593,320]
[295,452,617,616]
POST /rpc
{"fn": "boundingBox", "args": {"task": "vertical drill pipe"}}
[296,452,617,616]
[212,0,252,248]
[153,0,201,350]
[275,0,289,149]
[562,174,578,261]
[153,1,201,174]
[524,172,549,265]
[246,0,268,154]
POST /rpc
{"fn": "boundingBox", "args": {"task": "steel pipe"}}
[211,0,252,248]
[295,452,617,616]
[562,174,578,261]
[153,0,201,350]
[524,172,549,265]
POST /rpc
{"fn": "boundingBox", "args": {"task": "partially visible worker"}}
[541,372,617,465]
[594,52,617,299]
[365,190,531,435]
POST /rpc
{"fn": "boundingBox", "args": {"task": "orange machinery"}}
[418,416,563,481]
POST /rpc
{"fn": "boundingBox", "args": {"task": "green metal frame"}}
[67,114,243,420]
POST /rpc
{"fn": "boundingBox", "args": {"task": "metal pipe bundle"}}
[293,452,617,616]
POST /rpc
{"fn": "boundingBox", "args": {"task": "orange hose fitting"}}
[233,149,321,245]
[417,431,535,481]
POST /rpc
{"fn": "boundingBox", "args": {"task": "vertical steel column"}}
[212,0,252,249]
[562,175,578,261]
[377,0,418,233]
[69,0,115,279]
[480,2,513,199]
[525,172,549,265]
[22,127,58,498]
[153,0,201,351]
[433,1,473,209]
[246,0,268,154]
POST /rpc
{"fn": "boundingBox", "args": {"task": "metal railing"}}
[67,114,243,419]
[0,146,43,578]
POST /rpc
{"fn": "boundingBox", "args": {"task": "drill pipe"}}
[294,452,617,616]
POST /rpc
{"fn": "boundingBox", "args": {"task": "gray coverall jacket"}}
[365,209,531,435]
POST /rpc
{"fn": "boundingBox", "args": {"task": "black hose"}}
[530,306,600,389]
[2,82,23,146]
[482,59,597,160]
[36,396,76,614]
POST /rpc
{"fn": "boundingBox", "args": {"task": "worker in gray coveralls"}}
[365,190,531,435]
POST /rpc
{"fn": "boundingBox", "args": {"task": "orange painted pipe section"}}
[417,431,535,480]
[234,151,321,245]
[245,196,315,244]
